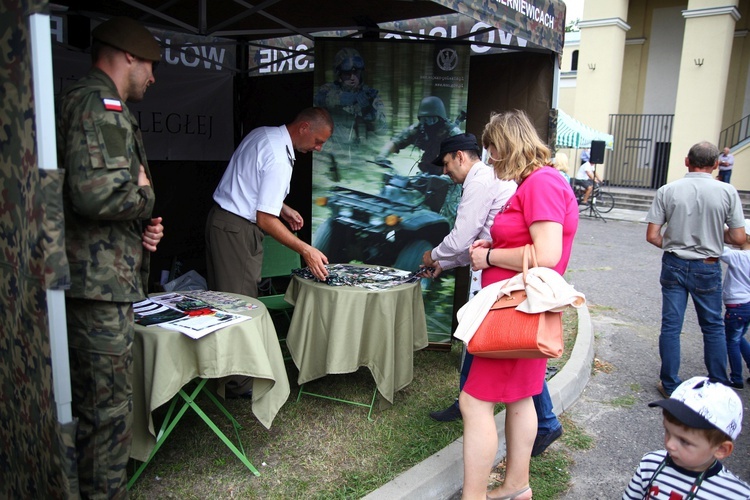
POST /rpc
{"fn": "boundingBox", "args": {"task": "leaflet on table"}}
[133,293,250,338]
[158,311,250,339]
[148,292,215,316]
[133,298,187,326]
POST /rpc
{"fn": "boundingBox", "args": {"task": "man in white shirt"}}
[718,147,735,183]
[575,160,602,204]
[422,133,515,281]
[206,107,333,297]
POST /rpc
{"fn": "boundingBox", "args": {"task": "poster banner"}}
[247,13,532,77]
[311,39,470,343]
[50,15,235,161]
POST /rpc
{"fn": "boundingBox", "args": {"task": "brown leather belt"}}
[703,257,718,264]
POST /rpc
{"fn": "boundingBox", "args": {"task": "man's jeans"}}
[460,351,561,434]
[718,169,733,184]
[725,302,750,385]
[659,252,728,393]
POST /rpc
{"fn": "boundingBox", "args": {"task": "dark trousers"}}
[205,204,264,297]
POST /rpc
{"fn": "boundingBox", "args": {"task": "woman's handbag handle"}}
[521,244,539,282]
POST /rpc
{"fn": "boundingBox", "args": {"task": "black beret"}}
[92,17,161,62]
[431,133,480,166]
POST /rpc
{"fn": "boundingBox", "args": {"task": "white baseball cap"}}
[649,377,743,440]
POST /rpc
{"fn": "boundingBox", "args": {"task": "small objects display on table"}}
[134,291,253,339]
[291,263,423,289]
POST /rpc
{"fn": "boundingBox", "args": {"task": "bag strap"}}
[521,244,539,281]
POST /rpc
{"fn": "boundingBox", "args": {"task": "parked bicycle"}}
[572,180,615,214]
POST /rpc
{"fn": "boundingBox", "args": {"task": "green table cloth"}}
[284,271,428,404]
[131,294,290,462]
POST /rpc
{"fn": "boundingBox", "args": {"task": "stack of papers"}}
[134,293,250,340]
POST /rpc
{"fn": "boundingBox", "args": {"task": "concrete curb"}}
[364,304,595,500]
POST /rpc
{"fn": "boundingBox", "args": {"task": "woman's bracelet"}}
[486,248,492,267]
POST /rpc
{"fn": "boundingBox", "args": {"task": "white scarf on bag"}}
[453,267,586,344]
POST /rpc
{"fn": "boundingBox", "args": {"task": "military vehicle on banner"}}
[313,159,452,277]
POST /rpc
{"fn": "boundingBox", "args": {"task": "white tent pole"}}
[29,12,73,425]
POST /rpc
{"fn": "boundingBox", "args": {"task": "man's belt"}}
[726,302,750,308]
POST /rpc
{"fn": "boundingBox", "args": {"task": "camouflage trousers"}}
[66,298,134,500]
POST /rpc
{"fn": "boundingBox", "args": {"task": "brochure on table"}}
[134,292,251,340]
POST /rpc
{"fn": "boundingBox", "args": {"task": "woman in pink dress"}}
[461,110,579,499]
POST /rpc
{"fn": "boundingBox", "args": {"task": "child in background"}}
[721,219,750,389]
[622,377,750,499]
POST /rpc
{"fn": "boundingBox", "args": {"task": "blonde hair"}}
[554,152,569,174]
[481,109,551,183]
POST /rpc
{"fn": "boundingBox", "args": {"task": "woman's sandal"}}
[487,485,532,500]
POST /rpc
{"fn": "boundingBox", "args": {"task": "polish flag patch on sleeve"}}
[102,98,123,111]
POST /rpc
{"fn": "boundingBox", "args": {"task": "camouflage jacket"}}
[57,68,155,302]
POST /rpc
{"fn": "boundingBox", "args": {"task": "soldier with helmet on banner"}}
[314,47,386,147]
[376,95,464,176]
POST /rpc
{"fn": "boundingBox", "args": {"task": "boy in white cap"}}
[720,219,750,388]
[623,377,750,499]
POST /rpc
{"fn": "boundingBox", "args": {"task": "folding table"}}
[283,266,428,418]
[129,294,290,486]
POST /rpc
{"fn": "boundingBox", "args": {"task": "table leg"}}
[296,384,379,421]
[127,379,260,490]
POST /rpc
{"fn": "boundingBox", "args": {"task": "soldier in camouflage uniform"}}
[377,96,463,175]
[314,48,386,146]
[56,17,164,498]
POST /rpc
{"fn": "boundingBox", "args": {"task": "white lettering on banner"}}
[48,15,231,72]
[137,111,214,140]
[161,39,227,71]
[257,44,314,74]
[495,0,556,29]
[468,22,518,53]
[384,21,527,52]
[50,16,63,43]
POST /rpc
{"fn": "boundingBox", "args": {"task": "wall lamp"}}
[694,58,704,67]
[588,63,596,70]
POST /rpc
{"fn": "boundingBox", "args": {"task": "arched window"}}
[571,50,579,71]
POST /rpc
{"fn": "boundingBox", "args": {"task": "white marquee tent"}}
[556,108,614,150]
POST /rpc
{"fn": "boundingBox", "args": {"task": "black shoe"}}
[430,402,462,422]
[531,426,562,457]
[726,381,744,389]
[226,389,253,399]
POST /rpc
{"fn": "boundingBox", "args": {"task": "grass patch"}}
[128,309,578,498]
[558,414,595,451]
[588,304,616,315]
[490,450,572,499]
[606,395,636,408]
